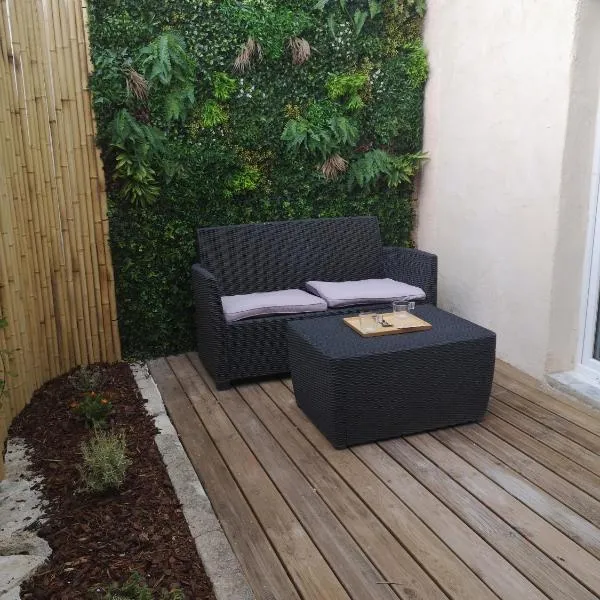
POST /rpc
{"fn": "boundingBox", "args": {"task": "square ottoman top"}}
[287,304,495,360]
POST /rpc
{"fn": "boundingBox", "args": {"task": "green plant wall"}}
[88,0,428,358]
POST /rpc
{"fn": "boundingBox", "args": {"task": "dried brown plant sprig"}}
[288,37,311,65]
[320,154,348,179]
[125,68,149,101]
[233,37,263,73]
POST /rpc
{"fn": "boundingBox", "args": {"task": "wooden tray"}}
[343,312,432,337]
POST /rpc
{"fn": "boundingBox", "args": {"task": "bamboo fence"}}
[0,0,121,476]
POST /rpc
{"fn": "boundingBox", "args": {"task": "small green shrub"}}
[200,99,229,128]
[68,365,107,393]
[212,71,237,101]
[71,391,113,427]
[79,430,131,494]
[326,73,369,111]
[100,571,184,599]
[226,164,262,197]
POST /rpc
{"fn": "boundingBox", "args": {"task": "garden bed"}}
[9,362,215,599]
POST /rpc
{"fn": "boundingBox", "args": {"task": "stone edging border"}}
[0,440,50,600]
[131,364,254,600]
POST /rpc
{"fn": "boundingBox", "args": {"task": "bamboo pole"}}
[73,0,108,361]
[7,0,52,382]
[31,0,72,371]
[0,0,121,474]
[22,0,62,374]
[3,0,46,405]
[49,0,86,366]
[0,2,36,413]
[82,1,120,361]
[65,0,102,362]
[39,0,76,368]
[2,1,44,402]
[52,0,93,363]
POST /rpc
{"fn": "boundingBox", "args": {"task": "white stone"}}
[132,364,254,600]
[0,440,50,599]
[0,556,46,596]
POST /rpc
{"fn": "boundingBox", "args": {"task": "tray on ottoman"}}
[287,305,496,448]
[344,312,432,337]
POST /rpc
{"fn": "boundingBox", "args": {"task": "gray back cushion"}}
[197,217,384,296]
[305,278,426,308]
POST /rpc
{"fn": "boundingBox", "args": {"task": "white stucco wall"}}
[547,0,600,374]
[417,0,587,378]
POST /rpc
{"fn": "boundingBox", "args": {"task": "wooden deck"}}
[149,354,600,600]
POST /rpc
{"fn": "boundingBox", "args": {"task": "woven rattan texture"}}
[193,217,438,388]
[196,216,384,296]
[383,246,438,306]
[288,305,496,448]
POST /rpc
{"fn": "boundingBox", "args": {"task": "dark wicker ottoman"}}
[287,305,496,448]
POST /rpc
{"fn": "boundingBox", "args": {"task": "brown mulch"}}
[9,362,216,600]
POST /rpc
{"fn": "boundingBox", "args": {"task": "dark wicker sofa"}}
[192,216,437,389]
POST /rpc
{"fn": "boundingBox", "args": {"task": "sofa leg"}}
[216,380,232,391]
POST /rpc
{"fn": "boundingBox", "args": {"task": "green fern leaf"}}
[368,0,382,18]
[213,72,237,101]
[348,150,426,189]
[353,10,368,35]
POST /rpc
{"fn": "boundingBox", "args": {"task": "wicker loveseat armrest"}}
[383,246,438,305]
[191,263,228,386]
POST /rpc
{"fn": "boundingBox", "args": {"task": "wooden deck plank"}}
[165,355,351,600]
[155,353,600,600]
[488,398,600,475]
[260,379,498,600]
[184,356,398,600]
[146,358,300,600]
[494,360,542,387]
[432,428,600,559]
[236,381,448,600]
[493,370,600,436]
[492,387,600,455]
[491,383,504,396]
[479,412,600,500]
[384,436,600,600]
[459,424,600,527]
[354,443,548,600]
[494,361,600,420]
[407,432,600,595]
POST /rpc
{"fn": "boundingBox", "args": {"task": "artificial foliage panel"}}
[88,0,428,358]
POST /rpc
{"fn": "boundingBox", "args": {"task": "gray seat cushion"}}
[222,289,328,323]
[305,278,426,308]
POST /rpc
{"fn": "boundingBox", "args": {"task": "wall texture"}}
[417,0,599,378]
[547,0,600,374]
[0,0,120,475]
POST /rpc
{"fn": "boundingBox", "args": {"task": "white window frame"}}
[577,95,600,383]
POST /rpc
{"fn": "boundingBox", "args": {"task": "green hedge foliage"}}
[88,0,428,358]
